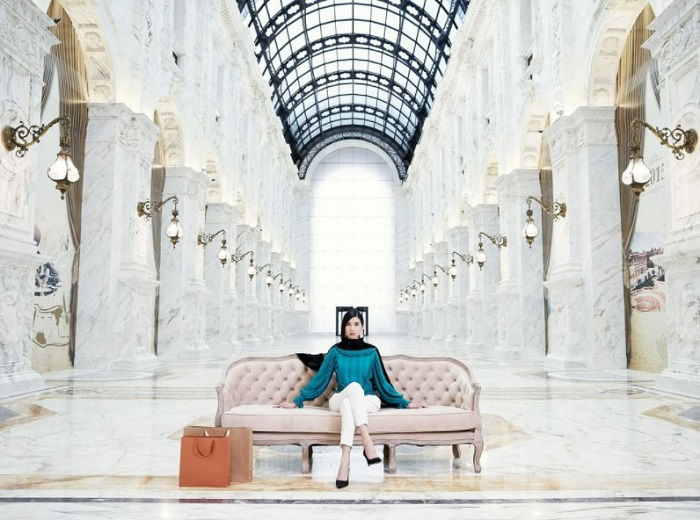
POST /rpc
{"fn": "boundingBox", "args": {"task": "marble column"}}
[645,0,700,393]
[430,241,449,342]
[256,240,273,343]
[0,0,56,395]
[156,166,210,360]
[203,202,238,356]
[543,106,626,369]
[495,169,546,359]
[75,104,159,368]
[234,223,259,342]
[447,226,470,344]
[465,204,501,353]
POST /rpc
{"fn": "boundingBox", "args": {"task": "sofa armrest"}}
[215,383,224,427]
[470,382,482,428]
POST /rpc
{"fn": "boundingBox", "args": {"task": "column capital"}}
[545,106,616,165]
[644,0,700,74]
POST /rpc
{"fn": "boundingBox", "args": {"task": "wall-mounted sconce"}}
[136,195,183,248]
[475,231,507,270]
[431,264,449,287]
[269,272,282,288]
[410,281,419,297]
[419,274,430,292]
[522,196,567,247]
[231,249,255,280]
[2,116,79,199]
[278,278,288,294]
[254,263,272,286]
[289,284,299,297]
[622,118,697,196]
[197,229,228,266]
[449,251,474,280]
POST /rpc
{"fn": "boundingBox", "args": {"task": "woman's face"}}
[344,317,363,339]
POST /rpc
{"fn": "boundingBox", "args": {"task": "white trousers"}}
[328,382,381,447]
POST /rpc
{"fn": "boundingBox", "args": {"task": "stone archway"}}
[59,0,117,102]
[586,0,651,106]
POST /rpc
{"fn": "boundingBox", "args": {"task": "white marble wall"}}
[645,0,700,391]
[543,107,626,369]
[75,104,159,368]
[495,169,546,359]
[0,0,56,395]
[203,202,237,356]
[466,204,501,353]
[156,166,210,360]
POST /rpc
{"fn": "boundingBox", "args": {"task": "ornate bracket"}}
[2,116,72,158]
[631,117,697,160]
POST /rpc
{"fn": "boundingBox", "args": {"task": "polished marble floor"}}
[1,334,699,519]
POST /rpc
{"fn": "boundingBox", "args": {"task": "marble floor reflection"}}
[1,334,699,519]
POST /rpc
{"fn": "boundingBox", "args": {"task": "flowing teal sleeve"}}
[293,347,337,408]
[371,350,410,408]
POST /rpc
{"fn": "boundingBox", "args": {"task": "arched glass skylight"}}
[236,0,469,179]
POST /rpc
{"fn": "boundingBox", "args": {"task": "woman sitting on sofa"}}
[278,309,426,488]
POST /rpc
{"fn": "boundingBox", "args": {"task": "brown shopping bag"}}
[180,426,253,484]
[179,427,231,487]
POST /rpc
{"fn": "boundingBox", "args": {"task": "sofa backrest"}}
[217,354,476,414]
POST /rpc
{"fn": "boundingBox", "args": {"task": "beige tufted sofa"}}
[215,354,483,474]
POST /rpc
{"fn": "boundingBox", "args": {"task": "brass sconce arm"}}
[433,264,448,275]
[197,228,226,246]
[631,117,697,160]
[231,249,253,263]
[3,116,72,157]
[255,263,272,274]
[270,272,283,281]
[526,196,566,220]
[137,195,180,219]
[477,231,508,248]
[197,229,228,266]
[449,252,473,280]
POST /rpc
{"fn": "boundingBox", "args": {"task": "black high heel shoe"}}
[363,449,382,466]
[335,467,349,489]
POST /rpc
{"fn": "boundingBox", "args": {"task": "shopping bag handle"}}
[194,439,215,458]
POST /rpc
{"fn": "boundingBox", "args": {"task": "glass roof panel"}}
[237,0,469,171]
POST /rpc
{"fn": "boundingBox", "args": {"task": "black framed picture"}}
[335,306,369,337]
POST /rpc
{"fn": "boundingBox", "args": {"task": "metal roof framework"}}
[236,0,469,180]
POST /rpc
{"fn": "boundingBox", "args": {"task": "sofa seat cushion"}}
[221,405,477,433]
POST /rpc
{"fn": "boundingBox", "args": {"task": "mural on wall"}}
[31,218,72,370]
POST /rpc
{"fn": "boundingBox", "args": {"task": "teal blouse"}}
[293,346,410,408]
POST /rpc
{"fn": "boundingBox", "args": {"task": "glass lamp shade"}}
[622,156,651,186]
[302,296,306,304]
[288,287,294,296]
[47,152,79,182]
[278,282,285,293]
[449,265,458,279]
[247,265,256,278]
[431,273,439,287]
[475,250,487,269]
[217,245,228,265]
[265,273,273,286]
[411,287,417,297]
[420,282,426,293]
[630,157,651,184]
[165,217,184,247]
[522,218,539,247]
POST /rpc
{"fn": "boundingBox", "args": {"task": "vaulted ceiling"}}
[236,0,469,179]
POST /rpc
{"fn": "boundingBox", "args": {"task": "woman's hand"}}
[275,402,298,409]
[408,402,427,409]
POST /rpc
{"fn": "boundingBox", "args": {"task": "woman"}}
[278,310,426,488]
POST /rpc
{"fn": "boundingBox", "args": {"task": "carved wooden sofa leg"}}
[383,442,397,474]
[300,442,313,474]
[452,444,462,460]
[472,435,483,473]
